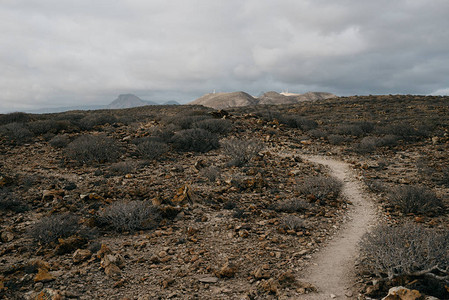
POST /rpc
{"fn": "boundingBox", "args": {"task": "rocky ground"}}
[0,95,448,299]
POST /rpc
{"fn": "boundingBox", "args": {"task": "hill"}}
[188,91,258,109]
[189,91,337,109]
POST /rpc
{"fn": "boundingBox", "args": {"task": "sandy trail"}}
[299,155,377,299]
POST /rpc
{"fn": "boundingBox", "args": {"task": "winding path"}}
[300,155,377,299]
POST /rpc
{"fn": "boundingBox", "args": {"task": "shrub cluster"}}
[360,223,449,297]
[27,120,70,135]
[66,134,123,164]
[0,122,34,145]
[98,200,160,232]
[221,138,263,167]
[0,112,31,125]
[388,185,442,214]
[193,118,232,135]
[278,115,318,130]
[78,113,117,131]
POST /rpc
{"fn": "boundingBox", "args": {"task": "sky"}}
[1,0,449,112]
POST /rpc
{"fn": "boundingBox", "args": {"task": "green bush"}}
[66,134,123,164]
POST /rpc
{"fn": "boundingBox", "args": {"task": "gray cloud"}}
[1,0,449,112]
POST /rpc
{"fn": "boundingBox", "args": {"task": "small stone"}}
[73,249,92,263]
[34,268,55,283]
[42,189,64,201]
[35,288,63,300]
[104,264,121,277]
[259,278,279,294]
[330,294,336,299]
[253,267,270,280]
[1,231,14,242]
[216,262,238,278]
[199,276,219,283]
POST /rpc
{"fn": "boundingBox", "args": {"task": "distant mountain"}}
[188,91,258,109]
[162,100,180,105]
[26,105,107,114]
[258,91,299,105]
[189,91,337,109]
[107,94,158,109]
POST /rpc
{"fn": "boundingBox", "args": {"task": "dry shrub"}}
[136,139,169,160]
[66,134,123,164]
[221,138,263,167]
[300,175,343,200]
[281,215,305,231]
[0,112,31,125]
[273,198,312,213]
[171,128,219,153]
[30,213,80,244]
[360,223,449,298]
[389,185,442,214]
[193,119,232,135]
[0,190,28,213]
[49,134,70,148]
[98,201,160,232]
[200,166,221,182]
[0,122,34,144]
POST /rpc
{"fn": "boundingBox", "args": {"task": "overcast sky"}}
[1,0,449,112]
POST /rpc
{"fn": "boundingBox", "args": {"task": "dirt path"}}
[300,155,377,299]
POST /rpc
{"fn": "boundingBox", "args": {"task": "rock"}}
[253,267,270,280]
[198,276,219,283]
[104,264,121,277]
[34,268,55,283]
[35,288,63,300]
[278,271,296,286]
[55,235,87,255]
[171,185,197,205]
[101,254,125,269]
[0,175,13,187]
[72,249,92,263]
[80,193,103,201]
[259,278,279,294]
[42,189,65,201]
[96,243,112,258]
[382,286,421,300]
[1,231,14,242]
[216,262,238,278]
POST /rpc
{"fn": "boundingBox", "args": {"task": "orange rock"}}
[34,268,55,282]
[35,288,63,300]
[172,185,196,205]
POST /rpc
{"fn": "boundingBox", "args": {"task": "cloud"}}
[1,0,449,112]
